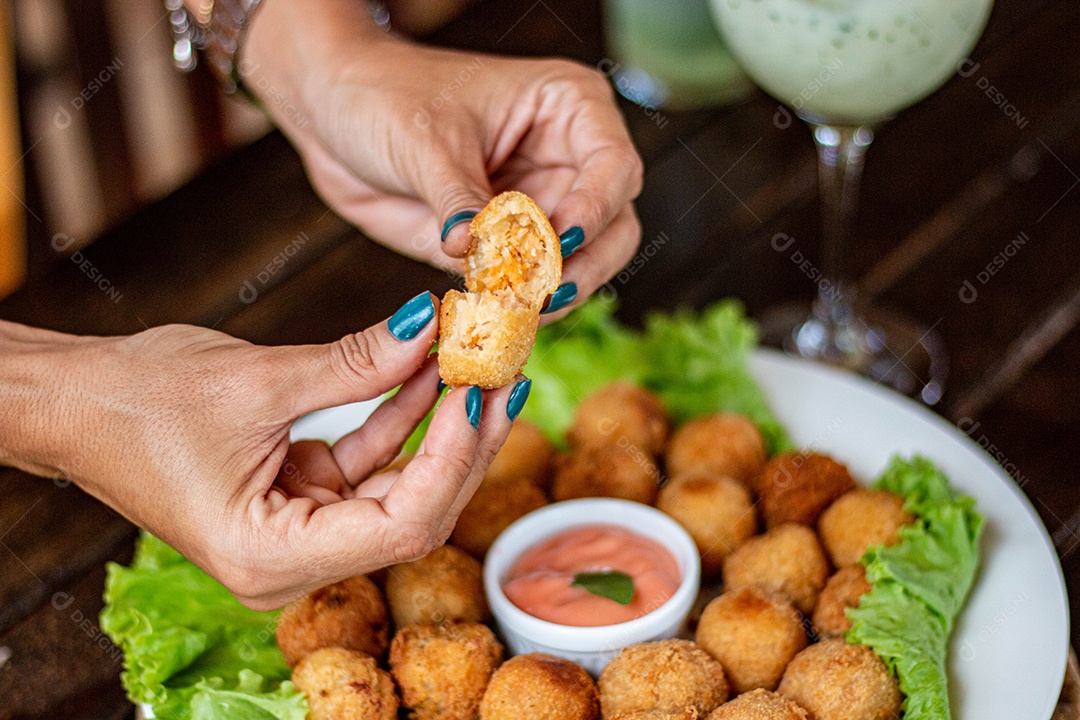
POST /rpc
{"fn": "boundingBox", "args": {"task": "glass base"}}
[758,301,948,405]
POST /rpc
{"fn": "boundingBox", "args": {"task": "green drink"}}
[604,0,755,110]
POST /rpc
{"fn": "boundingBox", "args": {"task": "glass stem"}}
[809,123,874,338]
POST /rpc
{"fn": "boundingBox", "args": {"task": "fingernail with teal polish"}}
[440,210,477,242]
[437,378,447,392]
[559,227,584,258]
[506,378,532,421]
[466,386,483,429]
[388,292,435,341]
[541,283,577,315]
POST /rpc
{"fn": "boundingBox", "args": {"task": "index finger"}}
[546,94,644,244]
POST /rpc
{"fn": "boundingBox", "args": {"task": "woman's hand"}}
[240,0,644,317]
[0,294,523,610]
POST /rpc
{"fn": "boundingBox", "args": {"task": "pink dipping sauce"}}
[502,524,681,626]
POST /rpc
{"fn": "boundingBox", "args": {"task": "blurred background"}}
[0,0,482,299]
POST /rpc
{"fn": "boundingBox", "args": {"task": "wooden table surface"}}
[0,0,1077,717]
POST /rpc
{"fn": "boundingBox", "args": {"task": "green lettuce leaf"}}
[406,297,790,453]
[846,456,984,720]
[100,533,306,720]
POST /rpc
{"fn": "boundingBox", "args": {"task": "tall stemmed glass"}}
[709,0,993,403]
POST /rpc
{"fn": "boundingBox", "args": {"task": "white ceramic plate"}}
[142,349,1070,720]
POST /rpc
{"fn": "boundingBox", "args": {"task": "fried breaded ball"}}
[812,565,872,638]
[817,489,913,567]
[756,452,856,528]
[479,653,599,720]
[389,622,503,720]
[705,689,808,720]
[657,472,757,576]
[568,382,670,456]
[695,587,808,694]
[665,414,766,487]
[610,709,700,720]
[722,523,829,615]
[384,545,489,628]
[485,419,556,489]
[599,639,729,717]
[778,639,902,720]
[552,444,660,505]
[292,647,398,720]
[276,575,389,667]
[450,476,547,557]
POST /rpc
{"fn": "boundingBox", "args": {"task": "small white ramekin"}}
[483,498,701,676]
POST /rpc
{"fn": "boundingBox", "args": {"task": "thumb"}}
[281,291,440,417]
[422,149,492,256]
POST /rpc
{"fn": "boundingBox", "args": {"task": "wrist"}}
[240,0,400,134]
[0,324,85,479]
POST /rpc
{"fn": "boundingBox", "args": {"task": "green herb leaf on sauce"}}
[572,571,635,605]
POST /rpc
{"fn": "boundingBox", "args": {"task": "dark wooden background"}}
[0,0,1077,717]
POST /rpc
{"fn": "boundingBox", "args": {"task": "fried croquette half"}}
[479,653,599,720]
[384,545,489,628]
[485,419,556,489]
[665,414,766,487]
[756,452,856,528]
[276,575,389,667]
[439,191,562,388]
[695,587,808,694]
[657,472,757,576]
[552,444,660,505]
[389,621,503,720]
[811,565,872,638]
[817,489,913,567]
[705,689,808,720]
[450,476,548,558]
[568,382,670,456]
[722,523,829,615]
[778,639,902,720]
[599,639,729,717]
[292,647,398,720]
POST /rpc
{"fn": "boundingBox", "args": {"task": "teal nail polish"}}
[466,386,483,429]
[388,292,435,341]
[437,378,447,392]
[559,227,584,258]
[440,210,478,242]
[541,283,577,315]
[506,378,532,421]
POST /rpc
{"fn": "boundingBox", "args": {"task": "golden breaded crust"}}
[599,639,729,717]
[479,653,599,720]
[811,565,872,638]
[657,472,758,577]
[451,475,548,558]
[721,523,830,615]
[695,587,808,694]
[817,489,913,567]
[276,575,389,667]
[485,419,556,489]
[384,545,490,628]
[755,452,856,528]
[440,191,562,388]
[439,289,539,389]
[778,639,902,720]
[292,647,398,720]
[705,689,808,720]
[665,414,766,487]
[552,443,661,505]
[389,621,503,720]
[568,382,670,456]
